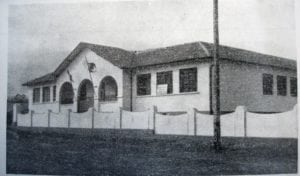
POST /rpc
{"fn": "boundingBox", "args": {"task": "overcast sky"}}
[8,0,297,96]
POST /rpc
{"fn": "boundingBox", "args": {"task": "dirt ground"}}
[7,127,297,175]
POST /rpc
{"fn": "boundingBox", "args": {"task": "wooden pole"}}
[213,0,221,151]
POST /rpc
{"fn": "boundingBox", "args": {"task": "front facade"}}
[23,41,297,114]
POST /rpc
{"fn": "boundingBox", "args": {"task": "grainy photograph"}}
[6,0,298,175]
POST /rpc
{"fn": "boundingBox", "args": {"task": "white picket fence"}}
[14,104,298,138]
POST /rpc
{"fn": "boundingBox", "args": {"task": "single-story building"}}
[22,41,297,114]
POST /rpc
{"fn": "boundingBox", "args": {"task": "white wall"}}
[220,60,297,112]
[247,105,297,138]
[195,113,213,136]
[98,99,122,112]
[16,104,297,138]
[187,107,245,137]
[122,109,151,129]
[194,106,297,138]
[155,113,189,135]
[70,108,93,128]
[32,111,48,127]
[94,111,120,129]
[30,48,124,113]
[50,111,68,128]
[17,113,31,127]
[132,62,211,112]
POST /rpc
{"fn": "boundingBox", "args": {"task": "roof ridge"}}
[135,41,205,54]
[79,41,133,52]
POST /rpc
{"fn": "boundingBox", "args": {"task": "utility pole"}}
[212,0,221,151]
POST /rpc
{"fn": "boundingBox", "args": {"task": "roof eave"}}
[221,57,297,70]
[22,79,57,87]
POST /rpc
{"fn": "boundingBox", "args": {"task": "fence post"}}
[119,107,122,129]
[48,110,51,128]
[244,106,247,137]
[193,108,197,136]
[92,108,95,129]
[187,112,189,135]
[68,109,71,128]
[147,108,150,130]
[153,106,157,134]
[30,110,34,127]
[234,106,247,137]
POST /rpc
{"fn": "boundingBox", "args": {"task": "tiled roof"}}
[23,41,296,86]
[135,42,296,69]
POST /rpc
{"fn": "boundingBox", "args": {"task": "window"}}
[137,73,151,96]
[180,68,197,93]
[290,77,297,97]
[60,82,74,104]
[157,71,173,94]
[33,88,40,103]
[42,87,50,102]
[53,86,56,102]
[262,74,273,95]
[99,76,118,101]
[277,75,287,96]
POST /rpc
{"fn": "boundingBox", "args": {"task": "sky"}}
[7,0,297,96]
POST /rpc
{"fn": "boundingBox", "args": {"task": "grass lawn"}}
[7,127,297,175]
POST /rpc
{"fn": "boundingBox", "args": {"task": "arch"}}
[99,76,118,102]
[77,79,94,113]
[59,82,74,104]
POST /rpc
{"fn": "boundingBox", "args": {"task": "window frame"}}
[290,77,297,97]
[262,73,273,95]
[42,86,50,103]
[156,71,173,94]
[33,88,40,103]
[179,67,198,93]
[137,73,151,96]
[53,86,57,102]
[277,75,287,96]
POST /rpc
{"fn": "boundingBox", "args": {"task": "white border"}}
[1,0,299,175]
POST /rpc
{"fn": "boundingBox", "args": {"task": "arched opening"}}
[77,79,94,113]
[60,82,74,104]
[99,76,118,102]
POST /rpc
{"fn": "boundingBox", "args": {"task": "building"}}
[22,41,297,114]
